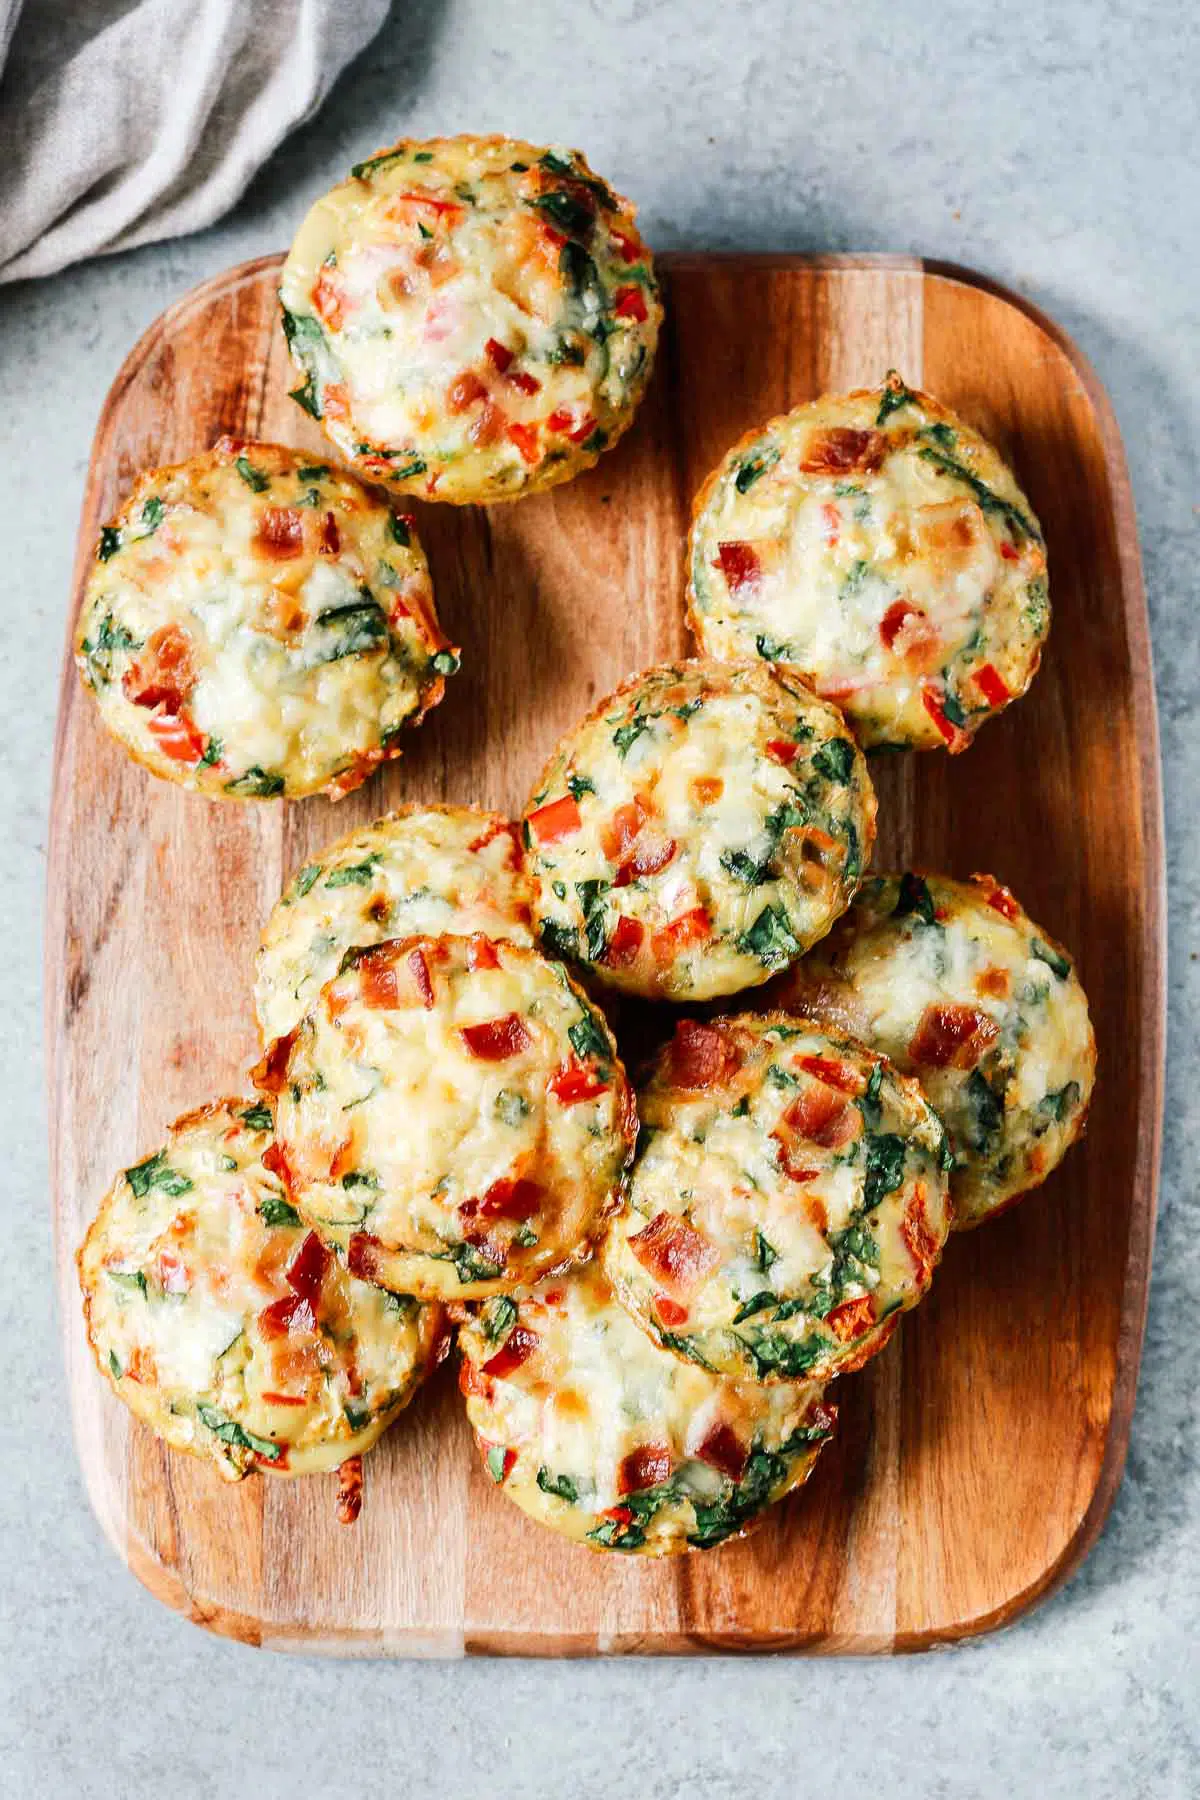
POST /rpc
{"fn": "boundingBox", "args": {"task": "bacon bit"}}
[122,624,196,712]
[527,794,581,844]
[900,1186,941,1284]
[484,336,513,372]
[602,914,645,968]
[483,1325,540,1378]
[668,1019,734,1090]
[880,599,924,652]
[999,539,1020,562]
[346,1232,388,1283]
[826,1294,877,1343]
[976,965,1011,999]
[447,369,489,413]
[407,947,435,1008]
[628,1211,719,1294]
[908,1003,999,1070]
[611,227,641,262]
[796,1055,864,1095]
[973,662,1011,707]
[506,369,542,396]
[615,836,677,887]
[921,686,970,752]
[147,707,208,764]
[123,1345,157,1385]
[459,1357,493,1401]
[311,266,346,330]
[260,1139,294,1191]
[654,1294,689,1328]
[549,1059,607,1103]
[359,952,400,1010]
[258,1292,315,1339]
[466,934,500,972]
[614,285,649,322]
[601,797,647,863]
[460,1013,532,1061]
[286,1231,330,1309]
[506,421,541,464]
[261,1390,310,1406]
[336,1455,364,1525]
[652,907,711,962]
[255,506,304,558]
[799,427,886,475]
[319,511,341,556]
[617,1444,672,1495]
[766,738,801,766]
[695,1422,748,1482]
[781,1082,859,1150]
[468,817,523,862]
[974,874,1021,921]
[715,540,762,593]
[476,1177,542,1220]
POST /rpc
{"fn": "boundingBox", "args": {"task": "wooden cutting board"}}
[46,253,1164,1655]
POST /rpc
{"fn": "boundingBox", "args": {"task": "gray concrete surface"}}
[1,2,1196,1795]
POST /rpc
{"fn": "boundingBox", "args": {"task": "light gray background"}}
[2,3,1196,1795]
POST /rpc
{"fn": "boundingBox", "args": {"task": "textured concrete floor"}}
[1,2,1196,1795]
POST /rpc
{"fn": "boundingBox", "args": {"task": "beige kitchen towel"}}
[0,0,391,283]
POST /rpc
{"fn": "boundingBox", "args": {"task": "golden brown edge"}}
[44,250,1165,1657]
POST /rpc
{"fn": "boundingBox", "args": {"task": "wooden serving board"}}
[46,253,1164,1655]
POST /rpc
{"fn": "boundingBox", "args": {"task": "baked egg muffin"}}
[254,806,533,1048]
[279,134,661,504]
[687,373,1049,751]
[76,438,456,800]
[522,660,876,1002]
[601,1015,952,1382]
[769,871,1095,1227]
[458,1261,836,1554]
[77,1098,447,1480]
[265,935,636,1299]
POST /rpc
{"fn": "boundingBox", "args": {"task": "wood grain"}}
[45,254,1164,1655]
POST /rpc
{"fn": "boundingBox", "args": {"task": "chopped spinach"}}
[81,611,141,685]
[196,1404,282,1461]
[737,904,801,968]
[292,864,323,898]
[482,1295,518,1343]
[325,855,382,889]
[875,373,917,425]
[962,1069,1005,1152]
[612,714,651,758]
[224,766,285,798]
[240,1103,273,1131]
[108,1350,123,1379]
[735,446,780,493]
[741,1331,825,1383]
[858,1063,883,1130]
[451,1241,502,1284]
[308,597,389,663]
[431,648,460,675]
[125,1151,193,1200]
[387,511,411,547]
[1038,1080,1081,1124]
[917,446,1041,544]
[536,1467,579,1503]
[106,1268,148,1297]
[754,1227,778,1273]
[486,1444,512,1483]
[97,525,122,562]
[259,1194,302,1229]
[140,495,165,535]
[539,919,580,961]
[234,455,269,493]
[862,1133,907,1211]
[755,632,792,661]
[721,847,772,886]
[893,871,936,926]
[732,1290,778,1324]
[813,738,855,783]
[389,456,427,481]
[1031,937,1071,979]
[494,1089,530,1127]
[568,1012,609,1061]
[566,772,596,800]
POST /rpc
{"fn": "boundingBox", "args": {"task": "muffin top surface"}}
[602,1015,952,1382]
[267,934,636,1299]
[459,1261,835,1554]
[76,438,455,800]
[78,1098,447,1478]
[770,871,1095,1225]
[688,375,1049,750]
[255,806,534,1047]
[279,135,661,504]
[522,660,877,1001]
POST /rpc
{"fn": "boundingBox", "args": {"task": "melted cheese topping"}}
[458,1262,834,1554]
[770,872,1096,1226]
[270,936,636,1299]
[76,439,454,800]
[77,1099,446,1479]
[279,135,661,504]
[255,806,534,1047]
[523,660,877,1001]
[602,1016,951,1382]
[688,376,1050,750]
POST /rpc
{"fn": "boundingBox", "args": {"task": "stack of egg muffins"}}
[75,135,1096,1552]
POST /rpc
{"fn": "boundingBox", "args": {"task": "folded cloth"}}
[0,0,390,284]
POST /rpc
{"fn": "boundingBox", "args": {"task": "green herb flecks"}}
[450,1242,502,1285]
[292,864,323,899]
[539,919,580,961]
[735,446,780,494]
[569,1011,609,1061]
[858,1063,883,1130]
[862,1133,907,1211]
[125,1151,193,1200]
[917,445,1041,545]
[737,905,801,969]
[259,1194,302,1229]
[196,1404,282,1462]
[106,1268,148,1297]
[240,1103,273,1132]
[893,871,936,926]
[81,611,142,687]
[97,526,122,562]
[224,766,285,798]
[482,1295,518,1343]
[721,848,773,887]
[567,772,595,801]
[612,714,651,759]
[495,1089,530,1127]
[963,1069,1005,1152]
[754,1228,778,1273]
[234,455,269,493]
[308,597,389,664]
[1038,1081,1081,1124]
[875,372,917,425]
[536,1468,580,1504]
[813,738,855,783]
[325,855,382,889]
[1031,937,1071,979]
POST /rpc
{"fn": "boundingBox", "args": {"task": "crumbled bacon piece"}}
[715,541,762,593]
[628,1211,719,1294]
[602,914,645,968]
[825,1295,877,1343]
[617,1444,672,1494]
[255,506,304,558]
[900,1186,941,1284]
[121,624,195,713]
[694,1422,747,1482]
[460,1014,532,1061]
[908,1004,998,1070]
[483,1325,539,1378]
[668,1020,734,1090]
[799,427,885,475]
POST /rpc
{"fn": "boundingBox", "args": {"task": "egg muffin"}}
[77,1099,447,1480]
[279,134,661,504]
[458,1261,836,1554]
[601,1015,951,1383]
[522,660,876,1002]
[769,871,1095,1227]
[265,935,636,1299]
[687,373,1049,751]
[75,438,456,800]
[254,806,534,1048]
